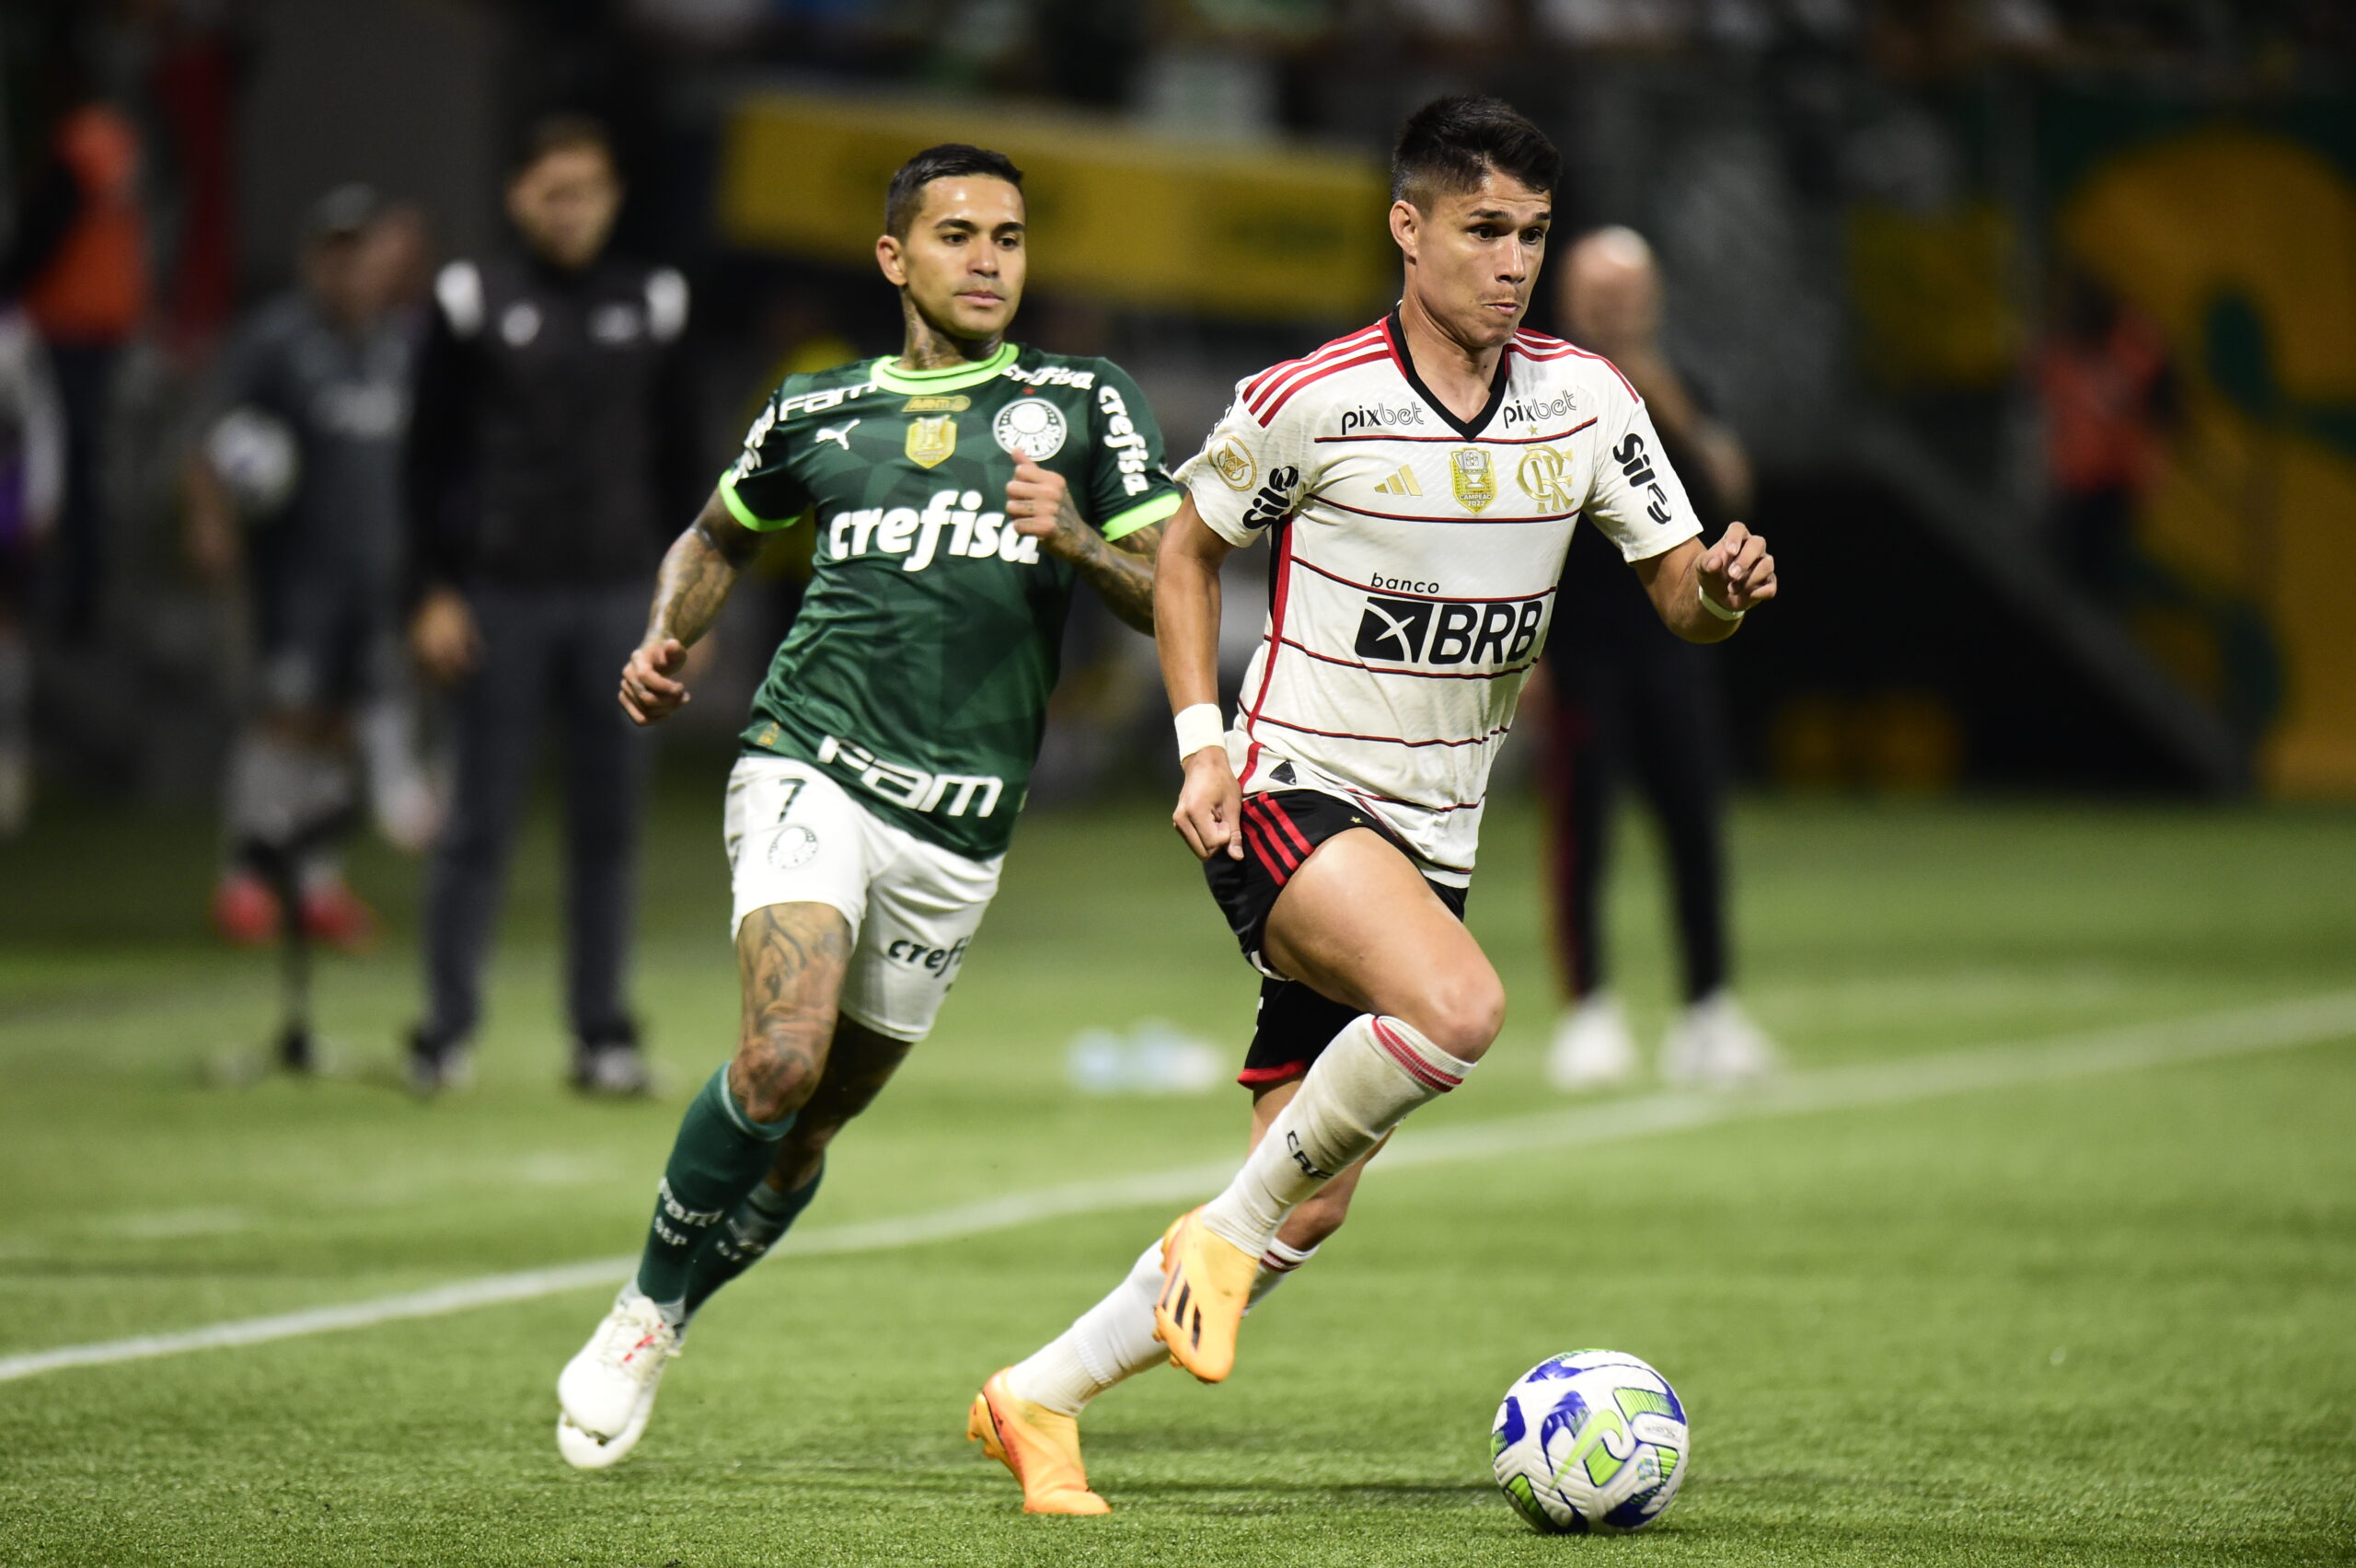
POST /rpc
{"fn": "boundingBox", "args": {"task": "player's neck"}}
[896,305,1005,375]
[1395,293,1505,424]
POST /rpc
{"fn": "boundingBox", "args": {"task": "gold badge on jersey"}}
[902,395,970,413]
[1449,446,1496,513]
[1207,437,1256,490]
[905,415,957,468]
[1515,445,1577,511]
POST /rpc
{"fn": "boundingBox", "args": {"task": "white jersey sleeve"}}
[1583,379,1704,561]
[1172,381,1316,548]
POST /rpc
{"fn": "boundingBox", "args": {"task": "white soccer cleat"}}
[556,1291,678,1470]
[1546,993,1638,1091]
[1660,991,1782,1089]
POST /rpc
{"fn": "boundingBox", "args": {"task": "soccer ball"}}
[1490,1349,1689,1533]
[205,406,301,520]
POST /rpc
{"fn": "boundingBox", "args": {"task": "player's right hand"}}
[1174,746,1246,862]
[619,637,692,726]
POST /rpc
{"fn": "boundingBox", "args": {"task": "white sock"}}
[1197,1014,1472,1255]
[1005,1232,1330,1416]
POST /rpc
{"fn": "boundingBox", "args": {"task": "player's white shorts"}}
[723,755,1003,1043]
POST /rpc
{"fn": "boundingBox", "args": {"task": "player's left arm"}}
[1632,525,1776,644]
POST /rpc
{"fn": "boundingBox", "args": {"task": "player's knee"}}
[1396,967,1506,1062]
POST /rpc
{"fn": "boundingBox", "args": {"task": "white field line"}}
[3,989,2350,1387]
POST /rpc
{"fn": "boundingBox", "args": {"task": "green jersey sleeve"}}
[1083,361,1183,543]
[718,385,810,531]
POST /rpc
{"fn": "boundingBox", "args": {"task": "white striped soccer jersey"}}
[1173,309,1703,882]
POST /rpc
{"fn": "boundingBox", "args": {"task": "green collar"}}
[872,341,1019,395]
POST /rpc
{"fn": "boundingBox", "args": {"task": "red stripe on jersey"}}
[1243,324,1387,412]
[1251,713,1514,749]
[1257,795,1315,859]
[1237,524,1296,786]
[1371,1018,1461,1091]
[1339,783,1484,813]
[1256,349,1393,425]
[1513,333,1639,399]
[1292,555,1558,604]
[1313,418,1597,444]
[1321,494,1581,526]
[1276,636,1539,683]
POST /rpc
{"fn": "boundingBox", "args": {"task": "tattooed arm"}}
[1004,452,1160,635]
[618,487,768,725]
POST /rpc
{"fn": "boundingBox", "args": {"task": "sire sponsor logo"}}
[816,733,1005,819]
[1339,402,1426,435]
[886,936,971,976]
[825,488,1041,572]
[1500,390,1579,427]
[1354,593,1547,668]
[1611,432,1676,525]
[1001,361,1097,390]
[1241,466,1301,530]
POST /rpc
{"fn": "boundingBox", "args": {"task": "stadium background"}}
[0,3,2350,1564]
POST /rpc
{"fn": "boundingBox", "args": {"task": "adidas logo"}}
[1373,466,1422,497]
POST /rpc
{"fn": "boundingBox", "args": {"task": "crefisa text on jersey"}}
[826,489,1038,571]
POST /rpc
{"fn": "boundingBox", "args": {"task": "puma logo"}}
[815,420,860,451]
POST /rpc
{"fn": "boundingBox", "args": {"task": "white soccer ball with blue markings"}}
[1490,1350,1689,1533]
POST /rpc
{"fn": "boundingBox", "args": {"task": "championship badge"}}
[1207,437,1257,490]
[1449,446,1496,513]
[906,415,957,468]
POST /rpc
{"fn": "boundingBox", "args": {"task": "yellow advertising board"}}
[719,91,1394,322]
[2064,129,2356,795]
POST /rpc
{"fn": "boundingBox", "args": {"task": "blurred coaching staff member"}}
[403,116,699,1095]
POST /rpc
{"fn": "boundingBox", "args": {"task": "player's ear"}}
[1389,200,1421,266]
[875,233,908,288]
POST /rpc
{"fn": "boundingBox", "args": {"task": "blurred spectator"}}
[2038,267,2176,605]
[185,186,424,957]
[0,309,65,836]
[1539,226,1780,1091]
[0,82,151,644]
[403,115,699,1097]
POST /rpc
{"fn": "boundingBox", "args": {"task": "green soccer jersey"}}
[720,341,1181,860]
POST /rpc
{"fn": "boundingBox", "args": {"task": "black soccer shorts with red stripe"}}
[1202,788,1470,1090]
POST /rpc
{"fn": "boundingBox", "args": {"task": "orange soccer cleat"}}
[211,872,282,947]
[966,1370,1111,1516]
[299,881,379,955]
[1152,1206,1259,1384]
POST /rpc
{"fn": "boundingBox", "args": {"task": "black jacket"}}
[404,252,700,594]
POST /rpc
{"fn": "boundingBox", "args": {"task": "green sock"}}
[681,1160,825,1320]
[633,1065,793,1311]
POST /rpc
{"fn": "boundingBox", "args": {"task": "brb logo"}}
[1354,592,1547,668]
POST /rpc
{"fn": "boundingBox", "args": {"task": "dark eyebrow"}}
[1468,206,1551,224]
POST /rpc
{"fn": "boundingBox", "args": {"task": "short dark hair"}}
[1391,95,1560,211]
[884,144,1023,238]
[514,112,615,178]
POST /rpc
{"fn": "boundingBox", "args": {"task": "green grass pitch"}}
[1,770,2351,1565]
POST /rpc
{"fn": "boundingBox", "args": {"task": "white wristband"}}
[1698,582,1746,622]
[1173,703,1226,762]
